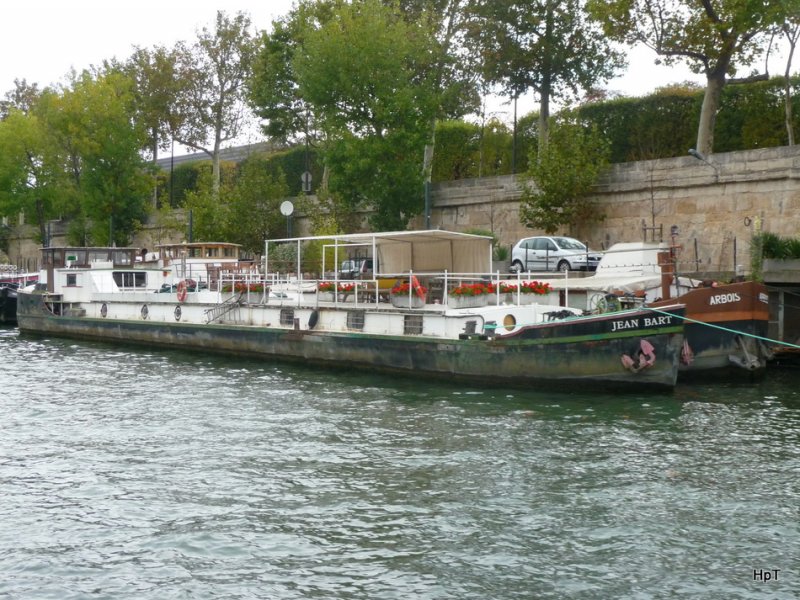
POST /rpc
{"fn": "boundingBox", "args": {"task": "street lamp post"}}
[688,148,720,181]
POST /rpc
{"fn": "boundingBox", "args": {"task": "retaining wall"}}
[5,145,800,278]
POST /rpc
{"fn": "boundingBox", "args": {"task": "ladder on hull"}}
[204,293,243,323]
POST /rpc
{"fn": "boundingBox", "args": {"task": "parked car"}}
[339,258,374,279]
[510,236,602,272]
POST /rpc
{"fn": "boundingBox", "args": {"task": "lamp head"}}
[688,148,704,160]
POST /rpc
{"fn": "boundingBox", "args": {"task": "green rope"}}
[644,306,800,350]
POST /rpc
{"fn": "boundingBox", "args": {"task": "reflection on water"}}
[1,327,798,599]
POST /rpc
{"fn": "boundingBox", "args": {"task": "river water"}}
[1,325,798,599]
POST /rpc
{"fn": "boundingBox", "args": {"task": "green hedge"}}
[578,77,799,162]
[155,78,799,200]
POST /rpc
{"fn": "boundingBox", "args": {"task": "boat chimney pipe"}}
[658,250,674,300]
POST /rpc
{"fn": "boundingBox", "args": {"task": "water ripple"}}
[1,328,798,599]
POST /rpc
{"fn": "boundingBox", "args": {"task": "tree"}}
[780,17,800,145]
[289,0,441,230]
[224,156,290,254]
[250,0,476,231]
[43,71,151,245]
[122,45,189,206]
[181,167,229,242]
[0,108,74,244]
[0,79,41,120]
[519,115,610,234]
[172,11,257,196]
[180,157,289,253]
[589,0,789,154]
[466,0,624,157]
[248,1,326,144]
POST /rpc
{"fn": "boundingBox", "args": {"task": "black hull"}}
[678,319,770,382]
[0,286,17,325]
[17,292,685,391]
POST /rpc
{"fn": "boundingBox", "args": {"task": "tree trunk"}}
[35,199,46,246]
[786,77,796,147]
[212,133,222,199]
[151,132,159,208]
[537,1,555,159]
[696,73,726,155]
[538,88,551,158]
[784,29,797,146]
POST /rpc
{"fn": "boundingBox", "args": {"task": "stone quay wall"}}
[5,145,800,279]
[414,144,800,276]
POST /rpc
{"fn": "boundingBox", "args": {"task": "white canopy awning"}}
[266,229,493,275]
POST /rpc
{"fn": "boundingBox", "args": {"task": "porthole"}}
[141,304,149,319]
[174,305,182,321]
[100,303,108,318]
[503,314,516,331]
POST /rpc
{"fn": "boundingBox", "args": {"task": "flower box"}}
[503,293,538,305]
[390,294,425,309]
[499,281,552,304]
[448,294,488,309]
[319,291,355,303]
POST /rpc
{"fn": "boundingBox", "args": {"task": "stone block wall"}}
[412,145,800,276]
[6,145,800,278]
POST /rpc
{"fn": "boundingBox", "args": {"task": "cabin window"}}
[205,247,219,257]
[189,248,202,258]
[112,271,147,288]
[280,308,295,326]
[223,247,235,258]
[346,310,365,330]
[88,250,110,263]
[66,273,77,286]
[112,250,132,265]
[403,315,423,335]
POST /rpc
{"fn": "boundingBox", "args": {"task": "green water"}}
[1,327,798,599]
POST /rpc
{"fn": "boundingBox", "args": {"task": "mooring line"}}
[643,306,800,350]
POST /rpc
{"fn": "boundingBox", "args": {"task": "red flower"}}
[390,281,428,295]
[449,282,495,297]
[519,280,551,295]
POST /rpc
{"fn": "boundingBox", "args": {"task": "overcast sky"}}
[0,0,729,127]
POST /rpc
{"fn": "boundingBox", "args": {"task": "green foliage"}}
[493,244,509,261]
[0,222,10,254]
[57,71,151,245]
[431,121,481,181]
[714,79,794,151]
[182,170,225,242]
[259,0,443,230]
[173,11,257,194]
[181,158,288,255]
[258,146,321,196]
[248,9,311,143]
[467,0,625,155]
[463,227,496,241]
[226,155,290,254]
[267,241,298,274]
[575,77,800,162]
[756,232,800,260]
[751,231,800,281]
[577,91,700,162]
[0,108,72,243]
[588,0,791,153]
[430,118,519,181]
[162,161,204,207]
[326,129,426,231]
[520,115,610,233]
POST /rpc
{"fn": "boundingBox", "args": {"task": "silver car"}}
[510,236,602,272]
